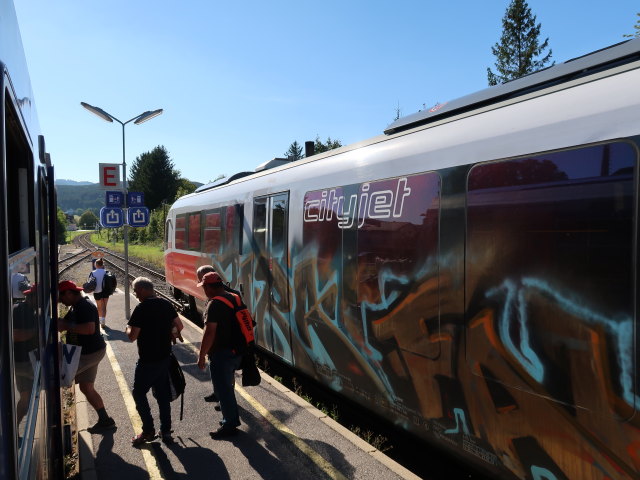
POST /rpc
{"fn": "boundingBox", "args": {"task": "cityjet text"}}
[303,178,411,229]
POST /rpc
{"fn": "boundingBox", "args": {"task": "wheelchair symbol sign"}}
[100,207,124,228]
[128,207,150,227]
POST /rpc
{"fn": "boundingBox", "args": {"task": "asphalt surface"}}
[71,259,421,480]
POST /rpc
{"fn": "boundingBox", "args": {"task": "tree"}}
[313,136,343,154]
[128,145,181,210]
[56,207,67,244]
[78,209,99,230]
[487,0,553,86]
[173,178,197,202]
[284,141,304,160]
[624,13,640,38]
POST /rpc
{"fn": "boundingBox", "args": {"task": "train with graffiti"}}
[165,38,640,479]
[0,1,63,479]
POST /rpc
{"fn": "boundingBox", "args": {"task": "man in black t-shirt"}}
[195,264,244,403]
[126,277,183,446]
[58,280,115,433]
[197,271,244,437]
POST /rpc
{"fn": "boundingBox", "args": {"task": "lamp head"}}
[134,109,163,125]
[80,102,114,123]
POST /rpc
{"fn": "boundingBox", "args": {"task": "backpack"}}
[213,293,256,353]
[102,271,117,296]
[83,273,97,293]
[152,352,186,420]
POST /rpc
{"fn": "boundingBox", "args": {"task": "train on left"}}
[1,1,64,479]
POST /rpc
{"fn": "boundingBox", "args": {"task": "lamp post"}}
[81,102,163,319]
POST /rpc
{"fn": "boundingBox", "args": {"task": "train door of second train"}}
[252,193,292,363]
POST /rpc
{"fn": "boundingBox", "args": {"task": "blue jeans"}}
[132,356,171,434]
[209,349,242,428]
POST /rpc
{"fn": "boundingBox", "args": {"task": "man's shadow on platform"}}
[93,430,149,480]
[151,437,230,480]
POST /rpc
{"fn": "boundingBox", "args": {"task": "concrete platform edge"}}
[75,384,97,480]
[260,371,422,480]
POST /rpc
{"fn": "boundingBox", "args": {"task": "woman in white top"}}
[91,259,109,327]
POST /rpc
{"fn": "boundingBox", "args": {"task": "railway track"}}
[67,232,186,312]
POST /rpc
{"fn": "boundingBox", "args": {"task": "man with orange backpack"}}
[196,265,245,403]
[196,271,247,438]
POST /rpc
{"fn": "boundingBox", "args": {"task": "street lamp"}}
[81,102,163,319]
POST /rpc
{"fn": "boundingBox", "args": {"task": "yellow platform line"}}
[178,333,348,480]
[104,340,164,480]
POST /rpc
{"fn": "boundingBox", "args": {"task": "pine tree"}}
[128,145,181,210]
[313,135,342,154]
[284,141,304,160]
[487,0,553,86]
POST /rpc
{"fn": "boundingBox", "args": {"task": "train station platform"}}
[74,288,421,480]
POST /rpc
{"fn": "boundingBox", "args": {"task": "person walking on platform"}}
[57,280,116,433]
[196,265,244,404]
[88,258,109,328]
[197,271,243,437]
[126,277,184,446]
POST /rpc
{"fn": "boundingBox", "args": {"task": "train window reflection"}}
[175,214,186,250]
[203,210,221,254]
[466,141,636,415]
[187,212,201,250]
[10,254,39,447]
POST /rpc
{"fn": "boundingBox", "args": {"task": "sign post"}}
[84,102,163,319]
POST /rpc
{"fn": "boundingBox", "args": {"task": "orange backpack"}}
[213,293,255,347]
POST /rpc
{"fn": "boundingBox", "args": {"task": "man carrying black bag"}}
[126,277,184,446]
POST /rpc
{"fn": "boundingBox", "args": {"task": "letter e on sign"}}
[99,163,122,190]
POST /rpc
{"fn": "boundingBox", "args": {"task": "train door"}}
[252,193,292,363]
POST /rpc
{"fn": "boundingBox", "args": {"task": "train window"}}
[224,204,243,255]
[175,214,186,250]
[355,173,441,357]
[466,142,637,416]
[5,96,34,254]
[203,210,222,254]
[187,212,201,250]
[303,171,442,369]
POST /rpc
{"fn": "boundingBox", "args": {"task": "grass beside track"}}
[90,231,165,270]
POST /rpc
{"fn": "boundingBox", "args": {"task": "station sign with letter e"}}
[128,206,150,227]
[99,163,122,190]
[100,206,124,228]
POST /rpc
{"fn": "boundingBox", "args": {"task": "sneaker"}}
[209,426,238,438]
[88,417,116,434]
[204,393,218,402]
[131,431,156,447]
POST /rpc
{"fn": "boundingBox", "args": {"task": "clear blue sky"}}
[13,1,640,185]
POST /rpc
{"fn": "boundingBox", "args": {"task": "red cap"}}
[197,271,223,287]
[58,280,84,293]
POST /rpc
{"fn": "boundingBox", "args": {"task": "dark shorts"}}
[93,291,109,300]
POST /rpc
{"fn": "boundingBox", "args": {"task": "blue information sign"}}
[105,191,124,207]
[127,207,150,227]
[100,207,124,228]
[127,192,145,207]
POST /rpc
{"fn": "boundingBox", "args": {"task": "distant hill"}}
[55,179,95,186]
[56,183,103,214]
[55,179,203,214]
